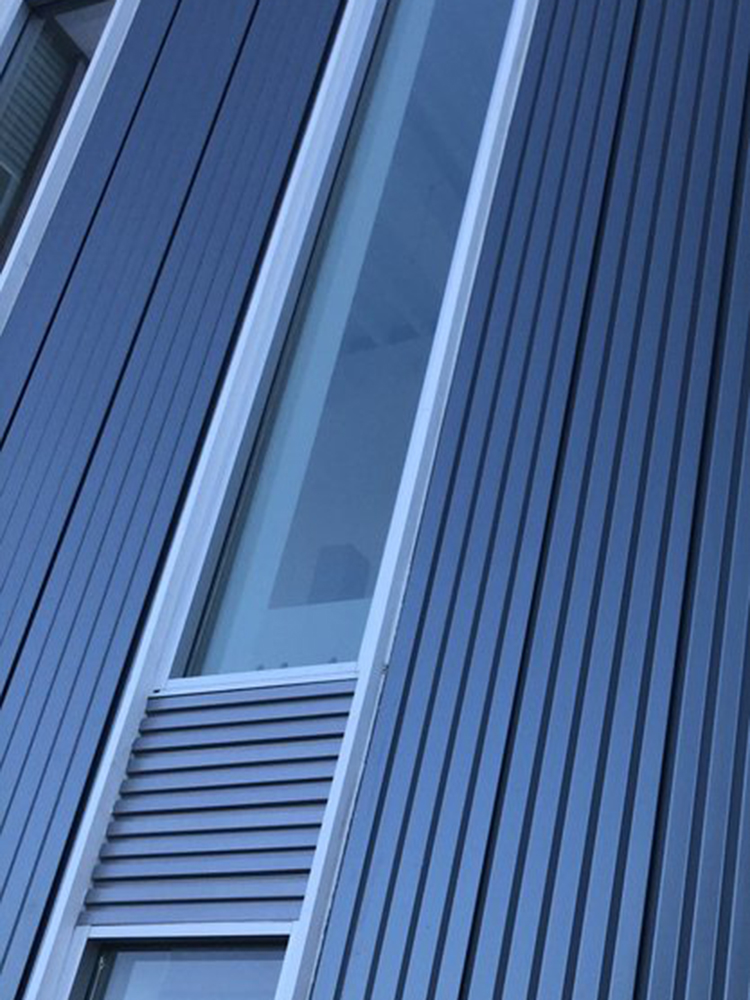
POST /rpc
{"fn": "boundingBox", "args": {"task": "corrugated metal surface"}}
[0,0,181,442]
[0,0,343,997]
[80,679,354,926]
[310,0,750,997]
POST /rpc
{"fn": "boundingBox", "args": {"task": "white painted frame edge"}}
[158,663,359,697]
[274,0,541,995]
[0,0,143,335]
[20,2,388,999]
[86,922,295,941]
[62,924,293,1000]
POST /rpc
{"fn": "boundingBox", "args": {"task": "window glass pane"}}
[84,947,283,1000]
[186,0,514,676]
[0,0,114,266]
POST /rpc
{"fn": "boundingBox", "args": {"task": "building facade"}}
[1,0,749,998]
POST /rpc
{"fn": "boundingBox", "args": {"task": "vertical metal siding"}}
[80,680,354,926]
[0,0,181,443]
[0,1,343,998]
[310,0,750,998]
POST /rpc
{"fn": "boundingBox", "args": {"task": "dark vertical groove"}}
[710,602,750,1000]
[561,0,709,989]
[454,0,644,992]
[597,1,740,994]
[633,45,750,1000]
[524,0,655,993]
[672,206,750,1000]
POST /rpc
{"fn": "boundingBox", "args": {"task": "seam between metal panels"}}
[632,28,750,1000]
[710,606,750,999]
[595,0,742,994]
[0,0,169,452]
[508,0,651,996]
[452,0,647,997]
[670,131,750,1000]
[556,0,713,993]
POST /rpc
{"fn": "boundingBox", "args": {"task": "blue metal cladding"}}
[0,0,343,997]
[0,0,181,444]
[310,0,750,997]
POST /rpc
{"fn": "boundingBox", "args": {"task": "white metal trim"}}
[58,924,292,1000]
[21,2,387,999]
[0,0,142,335]
[86,922,294,941]
[274,0,542,995]
[157,663,359,697]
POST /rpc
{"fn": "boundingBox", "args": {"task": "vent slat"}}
[86,874,308,905]
[127,737,342,773]
[94,849,315,881]
[133,715,346,752]
[141,694,353,731]
[80,900,301,925]
[121,757,337,794]
[115,779,332,815]
[100,826,320,858]
[83,679,351,926]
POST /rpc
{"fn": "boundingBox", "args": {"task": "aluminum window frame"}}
[67,934,290,1000]
[0,0,141,335]
[20,0,541,996]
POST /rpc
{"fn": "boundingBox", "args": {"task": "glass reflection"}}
[84,948,283,1000]
[187,0,513,675]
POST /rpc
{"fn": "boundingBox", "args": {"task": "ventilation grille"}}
[80,678,354,926]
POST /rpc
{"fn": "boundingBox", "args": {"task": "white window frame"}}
[67,928,291,1000]
[0,0,142,335]
[20,0,540,996]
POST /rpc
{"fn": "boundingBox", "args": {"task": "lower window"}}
[71,945,285,1000]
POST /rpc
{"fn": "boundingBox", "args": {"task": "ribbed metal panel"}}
[311,0,750,998]
[0,1,343,997]
[0,0,180,442]
[80,680,353,926]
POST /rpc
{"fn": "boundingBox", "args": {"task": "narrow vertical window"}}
[0,0,115,266]
[182,0,515,677]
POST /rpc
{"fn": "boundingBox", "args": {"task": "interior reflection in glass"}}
[186,0,513,675]
[81,948,283,1000]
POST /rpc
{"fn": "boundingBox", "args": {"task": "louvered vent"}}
[0,22,76,178]
[80,678,354,926]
